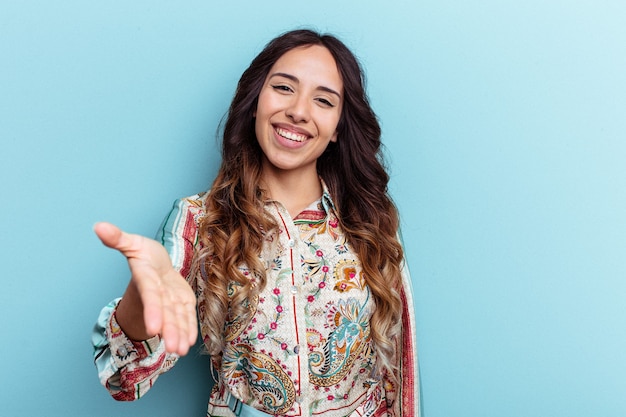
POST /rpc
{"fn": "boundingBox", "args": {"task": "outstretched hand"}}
[94,222,197,356]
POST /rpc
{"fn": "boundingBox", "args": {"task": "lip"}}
[270,123,315,150]
[272,123,313,141]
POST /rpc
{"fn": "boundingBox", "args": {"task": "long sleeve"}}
[92,299,175,401]
[393,229,421,416]
[91,195,205,401]
[398,256,421,416]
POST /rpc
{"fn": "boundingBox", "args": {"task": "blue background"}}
[1,1,625,416]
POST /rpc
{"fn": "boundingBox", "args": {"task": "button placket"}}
[288,225,311,411]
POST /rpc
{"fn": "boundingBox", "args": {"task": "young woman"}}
[92,29,419,417]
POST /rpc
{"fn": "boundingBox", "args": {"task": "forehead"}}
[268,45,343,91]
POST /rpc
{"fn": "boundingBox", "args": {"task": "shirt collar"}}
[319,178,337,215]
[283,178,337,225]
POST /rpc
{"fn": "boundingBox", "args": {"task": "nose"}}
[285,94,310,123]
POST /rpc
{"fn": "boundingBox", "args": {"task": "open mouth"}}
[275,127,308,143]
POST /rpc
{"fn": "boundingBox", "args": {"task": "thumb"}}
[93,222,134,252]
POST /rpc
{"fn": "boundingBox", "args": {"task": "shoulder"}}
[178,191,208,209]
[171,191,209,218]
[157,191,209,240]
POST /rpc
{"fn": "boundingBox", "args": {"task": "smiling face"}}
[254,44,343,182]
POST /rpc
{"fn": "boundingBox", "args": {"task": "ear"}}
[330,131,338,143]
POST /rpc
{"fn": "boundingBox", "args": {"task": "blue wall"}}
[1,1,625,416]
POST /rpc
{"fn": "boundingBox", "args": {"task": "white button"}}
[117,346,128,357]
[287,239,295,247]
[291,286,298,294]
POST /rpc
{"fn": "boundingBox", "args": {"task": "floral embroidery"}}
[93,185,418,416]
[333,259,366,292]
[221,343,296,414]
[224,279,259,342]
[309,293,372,387]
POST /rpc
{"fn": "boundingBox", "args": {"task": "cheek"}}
[325,113,341,138]
[255,88,276,118]
[254,94,270,138]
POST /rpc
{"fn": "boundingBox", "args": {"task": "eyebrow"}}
[269,72,342,99]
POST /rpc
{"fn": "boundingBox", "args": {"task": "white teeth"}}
[276,127,308,142]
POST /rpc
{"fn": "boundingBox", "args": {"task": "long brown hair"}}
[194,29,404,377]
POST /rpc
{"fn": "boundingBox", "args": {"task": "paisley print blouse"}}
[92,185,420,416]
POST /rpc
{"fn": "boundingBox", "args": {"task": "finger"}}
[143,295,164,338]
[157,282,182,353]
[175,299,191,355]
[161,296,181,354]
[161,292,196,356]
[94,222,145,257]
[133,269,165,337]
[186,301,198,346]
[94,222,122,247]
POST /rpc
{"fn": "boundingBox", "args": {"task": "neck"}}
[261,164,322,218]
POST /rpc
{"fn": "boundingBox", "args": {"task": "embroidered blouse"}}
[92,186,420,416]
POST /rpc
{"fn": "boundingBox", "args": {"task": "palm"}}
[94,222,197,355]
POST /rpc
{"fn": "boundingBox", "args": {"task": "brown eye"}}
[272,84,293,93]
[316,98,334,108]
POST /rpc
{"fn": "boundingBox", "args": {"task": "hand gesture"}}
[94,222,197,356]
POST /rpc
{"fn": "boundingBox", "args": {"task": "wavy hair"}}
[193,29,404,378]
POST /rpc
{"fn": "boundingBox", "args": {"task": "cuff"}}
[106,302,164,369]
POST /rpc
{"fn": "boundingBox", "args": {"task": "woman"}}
[92,29,419,416]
